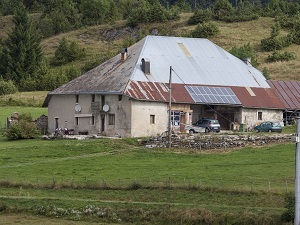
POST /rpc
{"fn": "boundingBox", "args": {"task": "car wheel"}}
[205,128,209,133]
[255,129,259,133]
[268,129,272,132]
[189,130,195,134]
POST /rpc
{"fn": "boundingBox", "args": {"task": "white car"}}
[185,124,205,134]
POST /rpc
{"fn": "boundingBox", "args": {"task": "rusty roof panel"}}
[125,81,194,103]
[230,86,285,109]
[267,80,300,110]
[125,80,285,109]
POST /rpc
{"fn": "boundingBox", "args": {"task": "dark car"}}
[190,118,221,133]
[254,121,282,133]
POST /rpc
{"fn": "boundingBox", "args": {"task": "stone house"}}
[43,35,285,137]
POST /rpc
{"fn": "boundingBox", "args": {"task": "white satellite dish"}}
[102,104,109,112]
[75,104,82,112]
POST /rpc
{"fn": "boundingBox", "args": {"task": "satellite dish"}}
[102,104,109,112]
[75,104,81,112]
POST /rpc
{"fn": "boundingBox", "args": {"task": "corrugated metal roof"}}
[131,36,270,88]
[231,86,285,109]
[267,80,300,110]
[125,81,284,109]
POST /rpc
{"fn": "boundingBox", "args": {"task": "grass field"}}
[0,134,296,224]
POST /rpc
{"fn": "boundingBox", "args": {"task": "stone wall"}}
[144,133,293,149]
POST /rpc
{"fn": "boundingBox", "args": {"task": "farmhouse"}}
[43,35,285,137]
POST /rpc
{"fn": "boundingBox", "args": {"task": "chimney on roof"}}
[141,58,150,74]
[121,48,127,61]
[242,57,251,65]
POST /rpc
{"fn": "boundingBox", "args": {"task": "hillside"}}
[1,14,300,83]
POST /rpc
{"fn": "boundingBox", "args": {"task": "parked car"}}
[187,118,221,133]
[254,121,282,133]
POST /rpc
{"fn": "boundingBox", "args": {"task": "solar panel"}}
[185,86,241,105]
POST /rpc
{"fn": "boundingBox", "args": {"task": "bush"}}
[187,9,212,25]
[51,38,86,66]
[0,79,18,95]
[281,192,294,222]
[190,22,219,38]
[229,43,259,67]
[261,36,291,51]
[262,67,270,80]
[267,50,296,62]
[5,113,40,140]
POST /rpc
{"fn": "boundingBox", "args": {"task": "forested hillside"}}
[0,0,300,95]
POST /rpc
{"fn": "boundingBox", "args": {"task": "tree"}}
[80,0,111,25]
[38,0,81,36]
[213,0,234,20]
[0,2,44,90]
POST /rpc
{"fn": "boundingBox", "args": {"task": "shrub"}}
[261,36,291,51]
[262,67,270,80]
[229,43,259,67]
[51,38,86,66]
[187,9,212,25]
[5,113,41,140]
[281,192,294,222]
[0,79,18,95]
[190,22,219,38]
[267,50,296,62]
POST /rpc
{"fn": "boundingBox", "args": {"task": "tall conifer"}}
[0,2,43,89]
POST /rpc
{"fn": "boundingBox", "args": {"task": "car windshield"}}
[272,122,281,126]
[211,120,219,124]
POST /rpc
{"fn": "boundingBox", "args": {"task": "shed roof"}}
[267,80,300,110]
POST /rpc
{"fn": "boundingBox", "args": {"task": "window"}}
[118,95,122,101]
[101,95,105,107]
[150,115,155,124]
[75,117,79,125]
[76,95,79,103]
[258,112,262,120]
[55,118,59,129]
[91,94,95,102]
[91,115,95,125]
[109,114,115,125]
[171,111,180,126]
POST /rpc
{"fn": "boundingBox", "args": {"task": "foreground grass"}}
[0,138,295,191]
[0,137,295,224]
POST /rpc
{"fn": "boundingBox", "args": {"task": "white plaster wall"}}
[130,100,168,137]
[48,95,76,133]
[48,94,133,136]
[241,108,283,130]
[103,95,132,137]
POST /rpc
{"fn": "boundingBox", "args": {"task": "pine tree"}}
[0,2,43,89]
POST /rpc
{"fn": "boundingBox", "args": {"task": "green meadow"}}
[0,96,297,224]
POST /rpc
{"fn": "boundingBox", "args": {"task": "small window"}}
[75,117,79,125]
[109,114,115,125]
[118,95,122,101]
[258,112,262,120]
[55,118,59,129]
[91,115,95,125]
[150,115,155,124]
[76,95,79,103]
[101,95,105,107]
[91,94,95,102]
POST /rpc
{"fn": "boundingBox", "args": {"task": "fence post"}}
[199,178,202,190]
[285,180,288,192]
[268,181,271,192]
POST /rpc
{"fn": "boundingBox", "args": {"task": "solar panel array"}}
[185,86,241,105]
